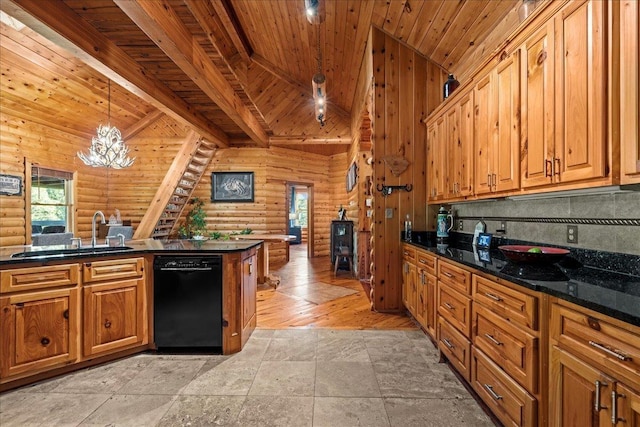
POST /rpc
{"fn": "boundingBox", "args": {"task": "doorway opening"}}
[285,182,314,258]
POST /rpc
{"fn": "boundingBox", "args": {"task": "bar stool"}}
[334,245,353,277]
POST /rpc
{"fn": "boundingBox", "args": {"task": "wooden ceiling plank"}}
[418,0,466,56]
[208,0,252,62]
[382,0,407,36]
[3,0,229,147]
[113,0,268,146]
[405,0,442,48]
[269,136,351,145]
[393,0,426,43]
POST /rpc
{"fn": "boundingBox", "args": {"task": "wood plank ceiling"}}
[1,0,518,156]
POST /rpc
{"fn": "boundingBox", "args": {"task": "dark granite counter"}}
[0,238,263,266]
[404,235,640,328]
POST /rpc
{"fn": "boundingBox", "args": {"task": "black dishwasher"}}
[153,256,223,352]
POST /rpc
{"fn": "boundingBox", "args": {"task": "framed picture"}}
[0,174,22,196]
[346,162,358,193]
[477,232,492,249]
[211,172,254,203]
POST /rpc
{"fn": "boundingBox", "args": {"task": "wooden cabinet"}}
[83,258,146,358]
[553,0,607,184]
[0,263,79,293]
[330,220,354,267]
[475,51,521,195]
[241,251,257,346]
[1,287,79,379]
[401,255,417,316]
[416,249,437,339]
[427,115,447,201]
[620,0,640,184]
[549,300,640,427]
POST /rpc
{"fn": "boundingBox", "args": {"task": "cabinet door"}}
[445,106,458,199]
[457,90,475,197]
[83,278,146,357]
[402,260,411,309]
[474,73,493,195]
[554,0,606,183]
[618,383,640,427]
[425,272,437,340]
[430,115,447,200]
[415,269,427,327]
[620,0,640,184]
[521,22,556,188]
[1,288,79,378]
[494,50,521,192]
[550,346,614,427]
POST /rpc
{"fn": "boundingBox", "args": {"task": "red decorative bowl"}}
[498,245,570,264]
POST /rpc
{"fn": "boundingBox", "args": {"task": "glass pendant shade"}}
[78,80,135,169]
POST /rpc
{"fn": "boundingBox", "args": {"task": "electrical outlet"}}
[458,220,464,231]
[500,221,507,233]
[567,225,578,243]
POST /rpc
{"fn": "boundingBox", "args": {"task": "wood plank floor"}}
[257,244,418,330]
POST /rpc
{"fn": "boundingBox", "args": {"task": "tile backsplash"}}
[449,192,640,256]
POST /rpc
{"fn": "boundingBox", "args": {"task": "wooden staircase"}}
[133,131,217,239]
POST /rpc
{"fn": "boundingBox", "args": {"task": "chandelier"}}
[78,80,135,169]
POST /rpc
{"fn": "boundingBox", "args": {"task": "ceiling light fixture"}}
[312,23,327,127]
[304,0,324,24]
[78,80,135,169]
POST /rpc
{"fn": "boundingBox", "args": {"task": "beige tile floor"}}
[0,329,496,426]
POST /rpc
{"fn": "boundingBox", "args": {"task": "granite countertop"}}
[0,238,263,266]
[405,237,640,328]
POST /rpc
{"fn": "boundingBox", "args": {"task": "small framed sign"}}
[212,172,254,202]
[0,174,22,196]
[477,232,492,249]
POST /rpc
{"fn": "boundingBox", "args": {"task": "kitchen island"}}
[0,239,262,392]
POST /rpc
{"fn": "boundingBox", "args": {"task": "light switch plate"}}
[385,208,393,218]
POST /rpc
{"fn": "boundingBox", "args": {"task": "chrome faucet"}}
[91,211,106,247]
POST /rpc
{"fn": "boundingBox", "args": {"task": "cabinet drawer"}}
[473,304,538,394]
[1,264,79,293]
[438,260,471,295]
[415,249,436,276]
[82,258,144,283]
[437,282,472,337]
[472,348,537,427]
[402,245,416,261]
[438,316,471,382]
[551,302,640,389]
[473,275,538,330]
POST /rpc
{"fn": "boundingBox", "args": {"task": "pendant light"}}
[78,80,135,169]
[312,23,327,127]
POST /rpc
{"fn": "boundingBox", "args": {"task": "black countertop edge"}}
[403,238,640,328]
[0,239,263,266]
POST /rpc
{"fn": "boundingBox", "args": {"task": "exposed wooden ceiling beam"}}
[184,0,268,127]
[269,136,352,145]
[2,0,229,148]
[122,110,164,140]
[114,0,269,147]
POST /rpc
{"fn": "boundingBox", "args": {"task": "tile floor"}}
[0,329,495,426]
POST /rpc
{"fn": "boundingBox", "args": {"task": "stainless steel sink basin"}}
[11,246,134,259]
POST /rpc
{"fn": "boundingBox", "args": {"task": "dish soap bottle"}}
[404,214,412,241]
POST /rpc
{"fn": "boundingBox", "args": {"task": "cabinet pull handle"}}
[492,173,497,189]
[554,157,561,176]
[484,292,502,302]
[63,309,69,319]
[487,173,492,188]
[484,333,503,346]
[442,271,454,278]
[104,320,112,329]
[249,262,253,275]
[588,341,631,361]
[484,384,503,401]
[421,272,425,285]
[545,159,552,178]
[444,302,455,310]
[442,338,454,349]
[594,380,605,412]
[41,337,50,346]
[611,391,618,424]
[418,258,426,264]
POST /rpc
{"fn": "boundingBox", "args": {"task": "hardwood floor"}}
[257,243,418,330]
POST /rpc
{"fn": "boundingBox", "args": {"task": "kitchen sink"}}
[11,246,134,259]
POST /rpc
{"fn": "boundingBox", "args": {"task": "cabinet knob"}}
[41,337,50,346]
[104,320,112,329]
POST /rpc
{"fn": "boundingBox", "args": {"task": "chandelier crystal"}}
[78,80,135,169]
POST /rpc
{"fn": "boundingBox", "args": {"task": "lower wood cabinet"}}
[438,315,471,382]
[241,251,257,345]
[618,383,640,427]
[472,347,537,427]
[0,287,79,379]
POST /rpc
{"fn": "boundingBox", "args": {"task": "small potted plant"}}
[178,197,207,239]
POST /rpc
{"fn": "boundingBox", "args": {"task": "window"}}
[31,166,74,234]
[295,192,308,227]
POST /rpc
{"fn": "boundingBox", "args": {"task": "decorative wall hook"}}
[376,184,413,196]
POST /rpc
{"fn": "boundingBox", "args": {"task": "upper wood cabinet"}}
[474,50,521,196]
[448,90,474,199]
[620,0,640,184]
[427,116,447,201]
